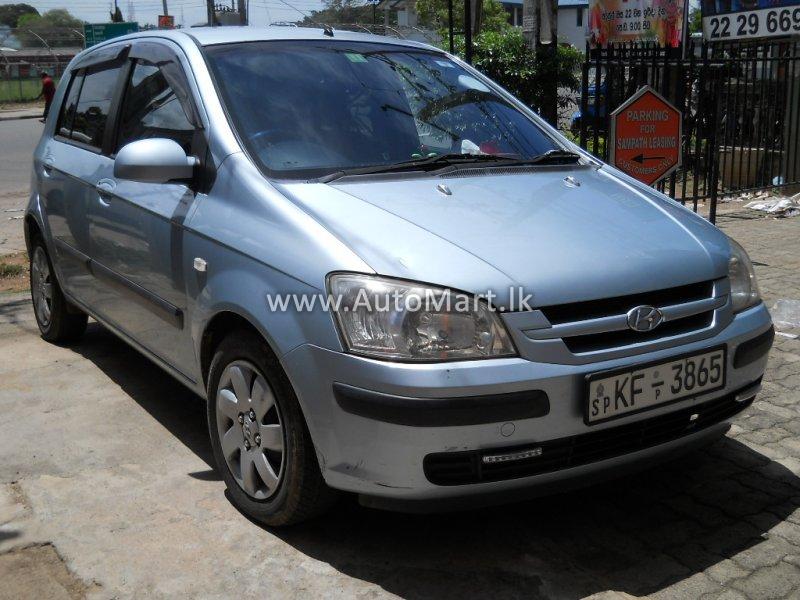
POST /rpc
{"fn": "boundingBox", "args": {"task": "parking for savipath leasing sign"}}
[609,85,682,186]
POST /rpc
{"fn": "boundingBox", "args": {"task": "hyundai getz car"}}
[26,27,773,526]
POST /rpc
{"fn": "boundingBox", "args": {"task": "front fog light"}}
[328,273,516,361]
[728,237,761,313]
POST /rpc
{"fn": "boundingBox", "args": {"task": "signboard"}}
[83,22,139,48]
[609,86,682,186]
[158,15,175,29]
[702,0,800,41]
[588,0,687,47]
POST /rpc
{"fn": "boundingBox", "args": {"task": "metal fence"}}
[0,27,83,103]
[577,38,800,222]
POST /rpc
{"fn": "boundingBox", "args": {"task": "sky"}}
[0,0,327,28]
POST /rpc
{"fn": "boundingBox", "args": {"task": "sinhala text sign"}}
[588,0,686,47]
[702,0,800,41]
[610,86,682,186]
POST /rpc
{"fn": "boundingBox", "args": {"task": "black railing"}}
[576,38,800,222]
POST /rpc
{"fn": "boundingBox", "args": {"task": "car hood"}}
[277,165,730,307]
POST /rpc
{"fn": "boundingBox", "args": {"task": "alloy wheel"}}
[215,361,285,499]
[31,246,53,328]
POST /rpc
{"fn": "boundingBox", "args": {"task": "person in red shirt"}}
[37,72,56,123]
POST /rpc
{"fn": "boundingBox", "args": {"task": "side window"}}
[70,63,123,149]
[57,71,84,138]
[116,59,196,154]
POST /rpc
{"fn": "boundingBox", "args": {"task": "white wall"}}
[557,7,587,51]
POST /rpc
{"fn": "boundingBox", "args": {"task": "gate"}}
[576,39,800,223]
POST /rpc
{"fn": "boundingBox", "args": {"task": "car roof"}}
[91,25,438,52]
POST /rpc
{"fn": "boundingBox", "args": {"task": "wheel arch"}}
[24,213,44,251]
[199,309,278,391]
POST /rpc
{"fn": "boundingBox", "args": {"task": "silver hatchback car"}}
[26,27,773,526]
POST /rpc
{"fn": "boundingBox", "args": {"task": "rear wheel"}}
[29,241,87,343]
[207,330,336,526]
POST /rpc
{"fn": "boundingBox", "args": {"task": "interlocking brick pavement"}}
[0,209,799,599]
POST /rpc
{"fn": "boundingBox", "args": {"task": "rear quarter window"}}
[57,62,124,151]
[57,72,84,138]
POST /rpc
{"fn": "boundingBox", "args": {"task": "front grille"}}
[563,312,714,353]
[539,280,714,325]
[525,280,720,355]
[423,386,754,486]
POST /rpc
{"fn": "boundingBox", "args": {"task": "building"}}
[500,0,589,50]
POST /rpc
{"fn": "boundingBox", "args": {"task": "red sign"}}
[609,86,682,186]
[158,15,175,29]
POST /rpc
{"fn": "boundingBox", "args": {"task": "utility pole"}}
[464,0,472,64]
[207,0,215,25]
[522,0,558,126]
[237,0,247,24]
[162,0,169,16]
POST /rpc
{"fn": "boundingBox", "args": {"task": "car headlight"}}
[328,273,516,361]
[728,238,761,313]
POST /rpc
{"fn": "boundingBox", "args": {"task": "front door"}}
[87,45,202,379]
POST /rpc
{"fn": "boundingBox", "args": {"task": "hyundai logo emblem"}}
[626,305,664,332]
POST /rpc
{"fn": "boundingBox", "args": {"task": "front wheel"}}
[29,240,87,343]
[207,330,336,526]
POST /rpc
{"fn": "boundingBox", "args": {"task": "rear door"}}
[39,48,128,305]
[86,40,204,379]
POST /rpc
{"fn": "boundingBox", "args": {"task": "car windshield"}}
[204,40,561,179]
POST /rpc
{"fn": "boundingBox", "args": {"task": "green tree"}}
[454,28,583,116]
[0,3,38,28]
[689,7,702,33]
[16,9,85,48]
[417,0,510,36]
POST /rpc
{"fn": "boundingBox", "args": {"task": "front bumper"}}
[282,303,773,503]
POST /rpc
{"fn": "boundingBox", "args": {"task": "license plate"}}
[586,347,726,425]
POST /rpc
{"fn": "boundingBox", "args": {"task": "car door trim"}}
[60,285,197,387]
[53,238,91,270]
[89,260,184,329]
[53,238,183,330]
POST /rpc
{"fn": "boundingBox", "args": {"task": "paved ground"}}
[0,118,43,257]
[2,118,800,598]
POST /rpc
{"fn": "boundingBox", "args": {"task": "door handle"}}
[42,160,54,176]
[95,179,116,207]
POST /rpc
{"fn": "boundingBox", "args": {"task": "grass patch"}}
[0,78,59,103]
[0,262,25,278]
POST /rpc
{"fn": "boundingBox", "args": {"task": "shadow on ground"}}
[70,323,800,599]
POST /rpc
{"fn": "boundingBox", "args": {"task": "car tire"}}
[29,239,88,343]
[207,329,337,526]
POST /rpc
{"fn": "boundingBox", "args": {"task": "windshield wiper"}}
[318,153,513,183]
[317,149,582,183]
[524,149,582,165]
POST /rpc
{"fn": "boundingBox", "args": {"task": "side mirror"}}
[114,138,197,184]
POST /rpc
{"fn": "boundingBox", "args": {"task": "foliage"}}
[299,0,393,26]
[689,7,702,33]
[0,262,25,279]
[454,29,583,114]
[110,6,124,23]
[0,3,37,28]
[416,0,510,36]
[16,9,84,48]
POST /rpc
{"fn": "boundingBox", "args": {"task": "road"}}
[0,118,42,256]
[2,117,800,599]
